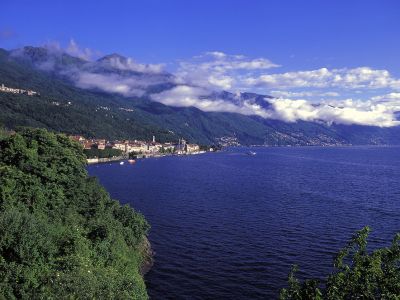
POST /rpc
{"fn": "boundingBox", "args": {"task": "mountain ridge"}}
[1,46,400,146]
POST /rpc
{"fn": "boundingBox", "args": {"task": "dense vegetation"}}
[84,147,123,159]
[280,227,400,299]
[0,128,150,299]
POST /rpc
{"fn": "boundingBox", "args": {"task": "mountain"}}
[11,47,176,95]
[1,46,400,146]
[10,46,87,73]
[208,91,273,110]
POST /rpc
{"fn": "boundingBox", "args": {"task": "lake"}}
[87,146,400,299]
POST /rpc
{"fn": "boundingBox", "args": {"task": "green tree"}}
[0,128,150,299]
[280,227,400,300]
[84,147,123,159]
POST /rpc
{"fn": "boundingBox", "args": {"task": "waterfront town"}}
[0,83,39,96]
[69,134,209,162]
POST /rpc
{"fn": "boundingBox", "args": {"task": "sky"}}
[1,0,400,126]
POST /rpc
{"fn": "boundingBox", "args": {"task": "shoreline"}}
[86,151,210,164]
[139,236,154,276]
[85,145,399,165]
[86,156,126,164]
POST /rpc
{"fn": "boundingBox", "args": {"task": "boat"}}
[246,151,256,156]
[119,161,125,165]
[128,159,136,164]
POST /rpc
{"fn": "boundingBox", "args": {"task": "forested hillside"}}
[0,128,150,299]
[1,47,400,146]
[0,48,273,144]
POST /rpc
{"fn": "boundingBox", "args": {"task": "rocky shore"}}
[139,236,154,275]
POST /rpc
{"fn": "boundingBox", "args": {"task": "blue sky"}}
[1,0,399,72]
[1,0,400,126]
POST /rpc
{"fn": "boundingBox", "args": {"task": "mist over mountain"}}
[7,45,400,128]
[1,45,400,146]
[11,46,176,97]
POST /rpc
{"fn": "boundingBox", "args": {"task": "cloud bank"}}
[266,97,400,127]
[65,39,95,61]
[150,52,400,127]
[152,52,399,127]
[73,72,147,96]
[176,51,279,90]
[244,67,400,90]
[151,85,400,127]
[12,41,400,128]
[98,54,165,73]
[151,85,268,116]
[12,40,172,97]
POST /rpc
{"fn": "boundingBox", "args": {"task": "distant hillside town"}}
[0,83,39,96]
[69,135,210,159]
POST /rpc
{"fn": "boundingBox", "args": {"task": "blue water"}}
[87,147,400,299]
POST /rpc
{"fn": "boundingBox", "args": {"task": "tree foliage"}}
[84,147,123,159]
[0,128,150,299]
[280,227,400,299]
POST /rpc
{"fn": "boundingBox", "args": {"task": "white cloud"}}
[151,85,268,116]
[65,39,94,61]
[371,92,400,102]
[270,90,340,98]
[73,70,173,97]
[323,92,341,97]
[86,50,400,127]
[100,55,164,73]
[177,52,279,90]
[151,86,400,127]
[13,41,400,128]
[265,98,400,127]
[205,51,227,58]
[11,39,170,96]
[245,67,400,90]
[74,72,147,96]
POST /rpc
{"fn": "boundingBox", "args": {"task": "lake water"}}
[87,146,400,299]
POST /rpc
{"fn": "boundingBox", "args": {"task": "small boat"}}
[119,161,125,165]
[128,159,136,164]
[246,151,256,156]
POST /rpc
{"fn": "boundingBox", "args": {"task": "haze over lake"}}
[88,146,400,299]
